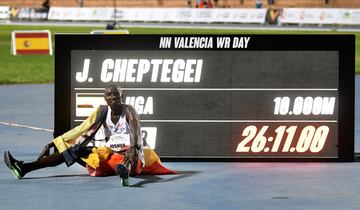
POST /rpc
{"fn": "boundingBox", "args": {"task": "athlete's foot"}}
[116,163,129,186]
[4,151,25,179]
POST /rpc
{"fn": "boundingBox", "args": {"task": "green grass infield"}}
[0,25,359,84]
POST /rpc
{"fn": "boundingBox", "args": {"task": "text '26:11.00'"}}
[236,125,330,153]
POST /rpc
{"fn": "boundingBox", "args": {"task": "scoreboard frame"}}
[54,34,354,162]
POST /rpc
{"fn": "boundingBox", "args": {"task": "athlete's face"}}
[104,87,122,108]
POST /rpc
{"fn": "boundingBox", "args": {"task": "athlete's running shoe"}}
[4,151,25,179]
[116,163,129,186]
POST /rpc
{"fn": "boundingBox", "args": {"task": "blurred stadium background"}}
[0,0,359,84]
[1,0,360,8]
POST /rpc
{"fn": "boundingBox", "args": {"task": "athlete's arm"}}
[127,105,141,147]
[125,105,142,167]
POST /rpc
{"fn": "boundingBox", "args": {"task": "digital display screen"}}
[55,35,354,161]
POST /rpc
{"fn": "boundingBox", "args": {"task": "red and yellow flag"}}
[12,31,52,55]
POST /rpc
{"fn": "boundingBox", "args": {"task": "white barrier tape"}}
[5,6,360,25]
[0,6,9,19]
[0,121,53,132]
[279,8,360,25]
[48,7,267,24]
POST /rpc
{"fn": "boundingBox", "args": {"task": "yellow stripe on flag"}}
[15,38,50,50]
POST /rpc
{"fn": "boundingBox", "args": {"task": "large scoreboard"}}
[55,35,354,161]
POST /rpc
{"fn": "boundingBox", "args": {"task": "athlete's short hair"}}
[104,84,123,97]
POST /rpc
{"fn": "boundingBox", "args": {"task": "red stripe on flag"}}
[15,33,49,38]
[16,49,50,55]
[141,162,178,175]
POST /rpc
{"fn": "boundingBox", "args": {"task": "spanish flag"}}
[11,30,52,55]
[141,146,177,175]
[84,147,177,177]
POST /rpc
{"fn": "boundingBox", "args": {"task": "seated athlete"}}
[4,84,144,186]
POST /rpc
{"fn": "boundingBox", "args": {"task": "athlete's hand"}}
[37,142,55,160]
[124,146,139,171]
